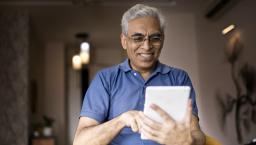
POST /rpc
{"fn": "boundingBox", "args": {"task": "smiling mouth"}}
[138,53,154,60]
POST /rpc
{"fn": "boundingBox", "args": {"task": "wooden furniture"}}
[31,137,55,145]
[205,135,222,145]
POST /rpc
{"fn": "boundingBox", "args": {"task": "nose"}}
[141,38,151,50]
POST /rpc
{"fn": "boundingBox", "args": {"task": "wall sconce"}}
[222,24,235,35]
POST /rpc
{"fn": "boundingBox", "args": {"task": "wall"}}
[159,12,201,109]
[0,10,29,145]
[44,42,66,145]
[196,0,256,145]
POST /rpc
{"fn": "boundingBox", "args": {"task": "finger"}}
[150,103,175,123]
[141,128,164,144]
[140,122,159,137]
[184,99,192,128]
[131,119,139,132]
[139,112,161,130]
[139,116,160,137]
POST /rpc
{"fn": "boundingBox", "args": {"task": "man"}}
[73,4,205,145]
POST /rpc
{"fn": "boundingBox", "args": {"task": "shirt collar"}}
[119,59,132,72]
[153,61,171,74]
[119,59,171,74]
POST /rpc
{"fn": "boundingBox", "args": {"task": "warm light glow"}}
[222,24,235,35]
[72,55,82,70]
[80,42,90,53]
[80,52,90,64]
[80,41,90,64]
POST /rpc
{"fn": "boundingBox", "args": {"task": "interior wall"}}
[196,1,256,145]
[29,21,46,126]
[44,42,66,145]
[0,10,29,145]
[159,12,201,110]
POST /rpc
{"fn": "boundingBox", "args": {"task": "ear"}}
[120,33,127,50]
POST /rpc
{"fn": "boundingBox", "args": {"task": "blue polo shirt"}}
[80,59,198,145]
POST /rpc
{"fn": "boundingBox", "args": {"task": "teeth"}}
[140,53,152,58]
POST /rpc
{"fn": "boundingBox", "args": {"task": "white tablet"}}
[143,86,191,123]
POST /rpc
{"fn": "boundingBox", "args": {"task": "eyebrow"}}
[131,33,144,37]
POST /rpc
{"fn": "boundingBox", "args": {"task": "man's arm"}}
[73,111,140,145]
[73,116,124,145]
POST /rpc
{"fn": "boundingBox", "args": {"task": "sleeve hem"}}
[80,110,105,123]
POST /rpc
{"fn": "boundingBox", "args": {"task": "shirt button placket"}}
[139,85,147,109]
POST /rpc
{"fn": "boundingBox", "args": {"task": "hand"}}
[139,99,193,145]
[120,110,141,132]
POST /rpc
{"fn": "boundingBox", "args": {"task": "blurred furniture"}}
[31,137,55,145]
[205,135,222,145]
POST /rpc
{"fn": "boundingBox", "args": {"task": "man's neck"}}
[132,66,155,80]
[128,60,158,80]
[140,71,152,80]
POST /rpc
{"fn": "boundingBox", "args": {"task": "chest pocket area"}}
[108,89,143,120]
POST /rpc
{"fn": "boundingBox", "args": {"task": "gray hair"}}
[121,4,165,35]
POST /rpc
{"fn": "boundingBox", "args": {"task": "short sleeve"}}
[80,71,110,123]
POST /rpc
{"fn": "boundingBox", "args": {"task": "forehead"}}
[127,16,161,35]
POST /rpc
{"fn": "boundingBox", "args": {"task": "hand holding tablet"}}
[143,86,191,123]
[141,86,191,140]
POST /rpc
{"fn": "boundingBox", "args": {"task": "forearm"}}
[191,129,206,145]
[73,116,125,145]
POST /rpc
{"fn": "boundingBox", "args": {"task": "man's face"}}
[121,16,164,72]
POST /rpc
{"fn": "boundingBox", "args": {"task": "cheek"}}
[127,45,139,55]
[155,47,162,55]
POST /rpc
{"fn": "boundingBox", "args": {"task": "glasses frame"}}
[125,33,164,47]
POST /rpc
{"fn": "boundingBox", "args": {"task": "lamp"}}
[222,24,235,35]
[72,32,90,70]
[80,41,90,64]
[72,55,82,70]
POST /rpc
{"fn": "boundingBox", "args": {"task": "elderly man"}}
[73,4,205,145]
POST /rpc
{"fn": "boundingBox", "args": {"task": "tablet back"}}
[144,86,191,123]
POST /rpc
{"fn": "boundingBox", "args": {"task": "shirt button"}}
[133,73,137,76]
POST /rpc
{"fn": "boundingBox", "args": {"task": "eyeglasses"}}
[126,33,163,46]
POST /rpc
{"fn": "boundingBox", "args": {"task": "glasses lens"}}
[149,36,161,45]
[128,34,162,46]
[132,36,145,43]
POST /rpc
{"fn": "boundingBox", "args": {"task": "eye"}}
[132,36,144,42]
[150,36,161,42]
